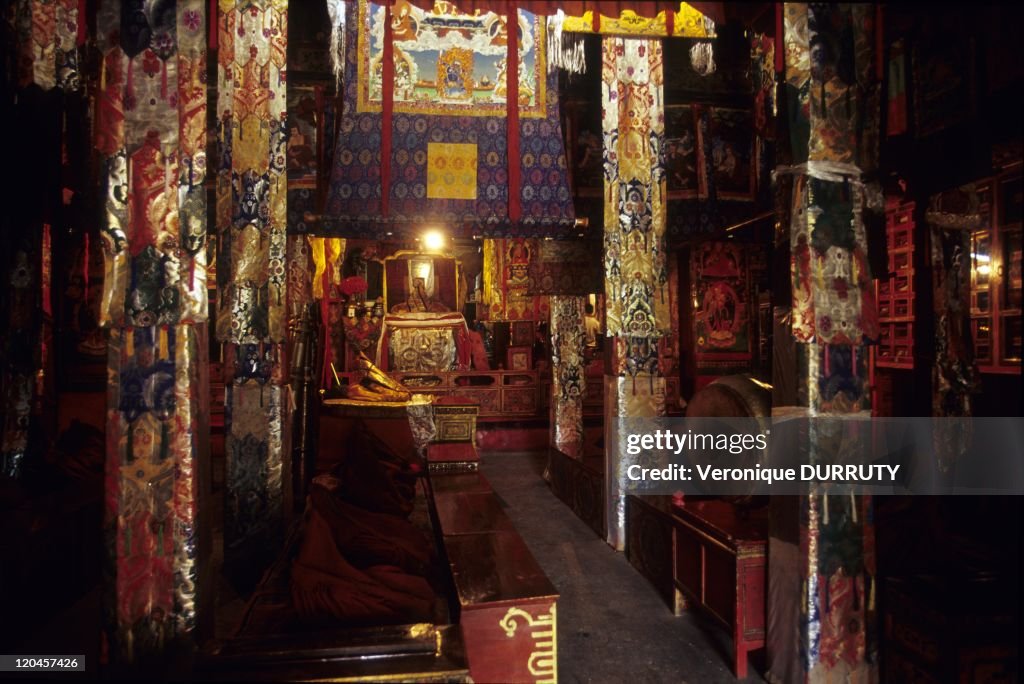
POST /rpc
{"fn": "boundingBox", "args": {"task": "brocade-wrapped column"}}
[215,0,290,585]
[600,35,669,549]
[549,296,586,456]
[94,0,211,664]
[768,5,880,682]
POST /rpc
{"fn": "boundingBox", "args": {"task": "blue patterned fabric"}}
[324,1,574,234]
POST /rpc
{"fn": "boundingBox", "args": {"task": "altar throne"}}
[375,253,471,373]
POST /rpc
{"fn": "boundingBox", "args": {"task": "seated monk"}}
[291,505,435,625]
[391,276,450,314]
[309,478,432,576]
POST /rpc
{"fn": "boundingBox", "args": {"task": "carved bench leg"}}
[733,627,748,679]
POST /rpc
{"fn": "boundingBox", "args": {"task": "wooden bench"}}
[672,499,768,679]
[428,470,559,684]
[624,495,767,679]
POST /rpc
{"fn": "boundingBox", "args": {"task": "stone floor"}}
[482,450,767,684]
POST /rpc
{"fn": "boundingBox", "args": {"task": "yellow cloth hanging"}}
[310,237,327,299]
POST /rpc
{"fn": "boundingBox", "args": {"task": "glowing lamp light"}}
[422,229,446,252]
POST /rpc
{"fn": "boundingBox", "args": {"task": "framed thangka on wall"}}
[664,105,703,200]
[692,242,752,366]
[699,107,756,201]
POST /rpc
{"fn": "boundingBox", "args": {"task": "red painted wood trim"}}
[381,2,395,217]
[507,3,521,222]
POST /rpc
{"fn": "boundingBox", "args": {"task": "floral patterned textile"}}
[105,324,207,663]
[482,238,549,321]
[791,177,879,345]
[95,0,209,329]
[215,0,288,344]
[14,0,81,91]
[807,4,878,172]
[927,191,979,419]
[550,296,586,455]
[602,37,669,338]
[325,0,574,231]
[224,381,286,576]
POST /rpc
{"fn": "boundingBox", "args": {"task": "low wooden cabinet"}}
[671,500,768,679]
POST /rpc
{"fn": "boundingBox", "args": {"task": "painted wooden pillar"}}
[215,0,291,586]
[768,4,881,681]
[549,296,587,457]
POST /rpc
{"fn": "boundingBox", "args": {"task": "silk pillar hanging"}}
[215,0,288,344]
[769,5,880,682]
[104,324,209,664]
[96,0,210,328]
[92,1,211,665]
[549,296,586,456]
[14,0,83,91]
[601,37,669,339]
[215,0,290,582]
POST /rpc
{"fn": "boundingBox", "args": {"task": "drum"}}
[685,374,771,418]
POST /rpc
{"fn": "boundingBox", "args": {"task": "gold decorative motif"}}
[427,142,478,200]
[562,3,713,38]
[500,604,558,684]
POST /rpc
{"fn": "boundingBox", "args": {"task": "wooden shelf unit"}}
[875,200,917,369]
[970,166,1022,374]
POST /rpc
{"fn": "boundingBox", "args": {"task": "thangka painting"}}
[913,32,973,139]
[664,105,703,200]
[483,238,548,321]
[327,0,573,228]
[692,242,751,360]
[699,107,756,201]
[287,88,319,187]
[358,0,546,118]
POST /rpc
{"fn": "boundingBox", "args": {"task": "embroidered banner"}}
[14,0,82,91]
[224,380,286,581]
[105,324,207,663]
[95,0,209,329]
[326,0,574,230]
[807,4,878,171]
[602,37,669,338]
[790,177,878,345]
[215,0,288,344]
